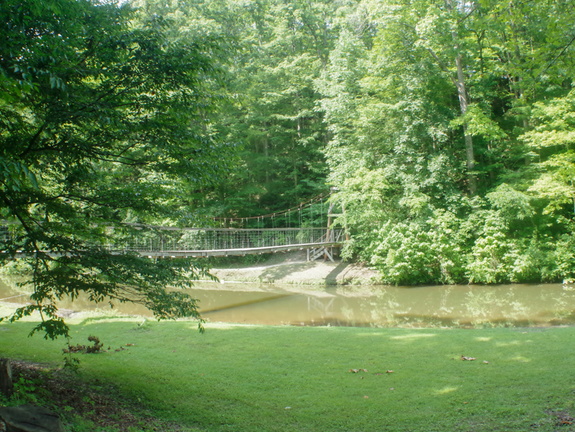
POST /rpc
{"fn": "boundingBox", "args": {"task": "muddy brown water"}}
[2,277,575,328]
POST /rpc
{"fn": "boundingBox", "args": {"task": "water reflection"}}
[1,276,575,328]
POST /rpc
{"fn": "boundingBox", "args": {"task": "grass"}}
[1,318,575,431]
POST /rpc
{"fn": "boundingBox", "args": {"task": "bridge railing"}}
[115,227,344,253]
[1,222,344,256]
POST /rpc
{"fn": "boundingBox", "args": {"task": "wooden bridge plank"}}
[136,242,342,258]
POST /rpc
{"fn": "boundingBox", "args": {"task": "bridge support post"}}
[307,246,335,262]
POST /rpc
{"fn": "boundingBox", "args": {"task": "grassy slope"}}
[1,319,575,431]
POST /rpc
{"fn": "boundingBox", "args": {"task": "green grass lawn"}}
[2,318,575,431]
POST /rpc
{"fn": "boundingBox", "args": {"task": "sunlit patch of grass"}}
[1,321,575,431]
[389,332,438,340]
[434,385,460,395]
[509,355,532,363]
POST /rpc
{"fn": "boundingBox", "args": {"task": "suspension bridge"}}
[120,226,344,261]
[117,193,344,261]
[1,193,346,261]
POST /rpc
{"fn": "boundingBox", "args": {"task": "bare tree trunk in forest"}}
[454,53,477,195]
[263,133,270,184]
[443,0,477,195]
[427,44,477,195]
[295,117,301,188]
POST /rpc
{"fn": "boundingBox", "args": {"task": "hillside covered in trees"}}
[2,0,575,331]
[135,0,575,285]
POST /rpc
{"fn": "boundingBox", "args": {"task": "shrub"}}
[370,211,466,285]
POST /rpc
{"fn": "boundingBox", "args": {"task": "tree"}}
[214,0,338,214]
[0,0,233,338]
[522,89,575,216]
[317,0,575,283]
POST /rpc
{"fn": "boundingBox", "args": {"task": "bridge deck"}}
[137,242,342,258]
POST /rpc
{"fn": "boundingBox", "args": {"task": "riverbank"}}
[206,250,380,285]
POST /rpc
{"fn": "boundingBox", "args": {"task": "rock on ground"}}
[0,405,64,432]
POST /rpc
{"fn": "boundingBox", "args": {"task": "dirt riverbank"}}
[207,251,380,286]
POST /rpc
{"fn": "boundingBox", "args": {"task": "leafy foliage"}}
[316,0,575,284]
[3,0,575,308]
[136,0,338,215]
[0,0,227,337]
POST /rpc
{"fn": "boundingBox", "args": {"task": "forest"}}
[2,0,575,336]
[134,0,575,285]
[168,0,575,286]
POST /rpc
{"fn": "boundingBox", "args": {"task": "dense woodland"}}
[2,0,575,335]
[138,0,575,285]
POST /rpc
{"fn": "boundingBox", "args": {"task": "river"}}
[1,277,575,328]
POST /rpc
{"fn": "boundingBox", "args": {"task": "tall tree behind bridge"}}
[134,0,355,217]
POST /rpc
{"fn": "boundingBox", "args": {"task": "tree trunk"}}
[446,0,477,195]
[0,358,13,398]
[455,54,477,195]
